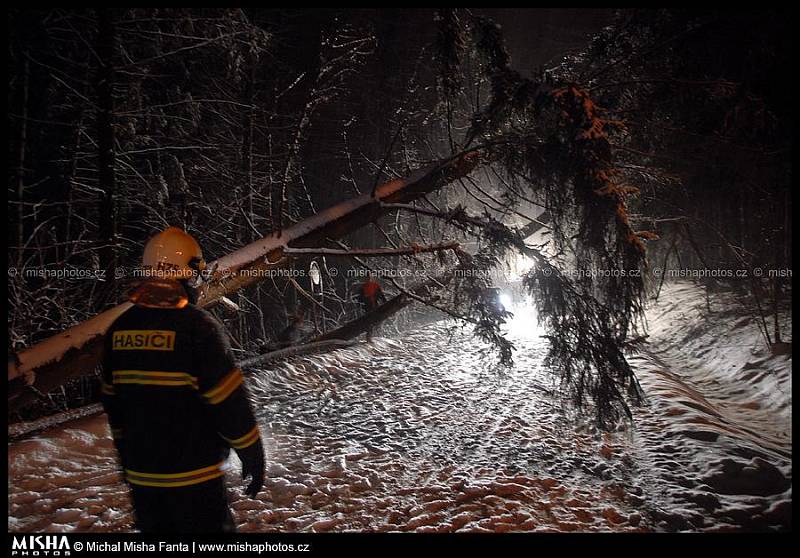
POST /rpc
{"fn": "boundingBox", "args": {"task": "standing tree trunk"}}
[166,155,190,230]
[95,9,118,297]
[241,48,256,243]
[15,56,29,269]
[238,47,257,345]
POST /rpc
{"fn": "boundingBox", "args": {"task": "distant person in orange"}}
[358,276,386,341]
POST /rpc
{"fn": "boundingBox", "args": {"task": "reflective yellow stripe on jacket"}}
[221,425,260,450]
[202,368,243,405]
[112,370,199,389]
[125,462,225,488]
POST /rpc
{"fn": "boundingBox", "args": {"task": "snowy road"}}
[7,284,792,532]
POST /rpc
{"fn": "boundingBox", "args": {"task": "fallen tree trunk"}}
[10,296,419,430]
[8,151,480,414]
[241,290,428,366]
[238,339,358,369]
[283,240,459,258]
[8,303,133,414]
[8,403,105,443]
[314,293,413,342]
[201,151,480,304]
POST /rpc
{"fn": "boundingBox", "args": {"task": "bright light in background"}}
[502,295,543,338]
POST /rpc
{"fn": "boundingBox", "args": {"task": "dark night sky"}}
[479,8,615,75]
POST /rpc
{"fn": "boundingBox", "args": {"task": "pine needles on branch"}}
[435,9,652,427]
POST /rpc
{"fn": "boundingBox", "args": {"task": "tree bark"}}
[284,241,459,257]
[314,293,413,342]
[239,339,357,369]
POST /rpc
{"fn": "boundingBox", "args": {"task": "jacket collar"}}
[128,279,189,309]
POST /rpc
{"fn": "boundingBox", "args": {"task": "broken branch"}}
[283,241,459,258]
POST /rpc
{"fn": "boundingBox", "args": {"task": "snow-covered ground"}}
[627,282,791,531]
[7,281,792,532]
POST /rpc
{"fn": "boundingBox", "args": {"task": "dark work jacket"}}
[100,280,261,488]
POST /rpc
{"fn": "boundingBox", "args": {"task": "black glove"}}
[236,438,265,499]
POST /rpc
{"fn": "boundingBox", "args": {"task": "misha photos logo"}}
[10,535,71,556]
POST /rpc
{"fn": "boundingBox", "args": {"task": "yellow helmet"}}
[142,227,206,281]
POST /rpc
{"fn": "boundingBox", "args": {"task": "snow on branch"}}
[8,151,481,413]
[283,241,459,258]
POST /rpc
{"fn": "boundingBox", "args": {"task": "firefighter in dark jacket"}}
[100,226,265,533]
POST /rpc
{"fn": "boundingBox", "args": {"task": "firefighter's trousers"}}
[129,477,235,533]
